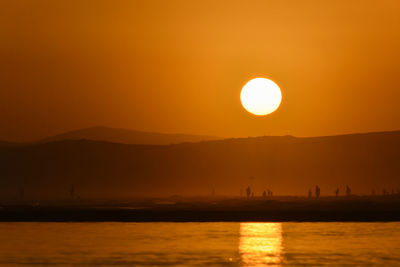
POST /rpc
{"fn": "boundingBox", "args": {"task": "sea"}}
[0,222,399,266]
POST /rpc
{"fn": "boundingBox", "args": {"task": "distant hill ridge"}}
[40,126,221,145]
[0,130,399,199]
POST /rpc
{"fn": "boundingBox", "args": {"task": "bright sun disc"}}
[240,78,282,116]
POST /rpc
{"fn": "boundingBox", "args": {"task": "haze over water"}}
[1,222,399,266]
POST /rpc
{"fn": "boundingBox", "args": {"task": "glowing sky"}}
[1,0,399,141]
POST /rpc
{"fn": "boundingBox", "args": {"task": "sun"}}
[240,78,282,116]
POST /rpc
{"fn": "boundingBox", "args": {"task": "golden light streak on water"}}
[239,223,283,266]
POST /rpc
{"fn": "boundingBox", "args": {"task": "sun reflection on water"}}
[239,223,283,266]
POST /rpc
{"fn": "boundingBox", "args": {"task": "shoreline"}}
[2,198,400,222]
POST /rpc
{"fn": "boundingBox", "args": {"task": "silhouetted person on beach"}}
[246,186,251,199]
[335,188,339,197]
[262,190,267,199]
[308,189,312,198]
[315,185,320,198]
[346,185,351,196]
[268,190,273,197]
[383,188,387,195]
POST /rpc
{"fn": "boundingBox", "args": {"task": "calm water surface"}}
[0,222,399,266]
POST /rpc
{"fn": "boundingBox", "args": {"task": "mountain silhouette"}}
[40,126,221,145]
[0,131,399,200]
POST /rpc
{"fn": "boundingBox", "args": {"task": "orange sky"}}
[1,0,399,142]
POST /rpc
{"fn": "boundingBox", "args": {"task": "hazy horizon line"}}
[2,125,400,144]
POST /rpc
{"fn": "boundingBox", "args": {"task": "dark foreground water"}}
[0,222,399,266]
